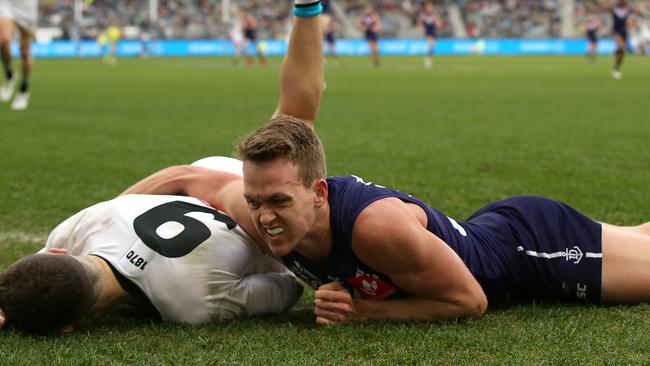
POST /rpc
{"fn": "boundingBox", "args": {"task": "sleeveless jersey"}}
[586,18,600,32]
[422,14,438,36]
[42,194,300,324]
[362,14,378,31]
[283,176,603,303]
[612,5,632,35]
[322,0,331,14]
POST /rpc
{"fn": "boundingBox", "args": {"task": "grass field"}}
[0,55,649,365]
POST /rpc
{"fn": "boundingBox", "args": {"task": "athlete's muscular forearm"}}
[121,165,193,196]
[353,296,486,322]
[273,14,323,125]
[120,165,240,202]
[314,282,486,325]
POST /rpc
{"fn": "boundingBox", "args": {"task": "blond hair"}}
[237,115,326,187]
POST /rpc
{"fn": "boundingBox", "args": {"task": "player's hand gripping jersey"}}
[42,194,301,324]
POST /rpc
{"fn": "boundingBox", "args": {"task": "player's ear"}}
[48,248,69,255]
[0,308,6,328]
[59,324,74,333]
[313,179,328,207]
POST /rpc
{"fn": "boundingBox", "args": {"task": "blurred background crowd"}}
[38,0,649,41]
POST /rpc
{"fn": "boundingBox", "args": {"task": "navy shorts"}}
[244,29,256,41]
[464,196,602,303]
[365,30,378,42]
[586,30,597,43]
[325,31,335,44]
[425,26,437,38]
[613,29,627,41]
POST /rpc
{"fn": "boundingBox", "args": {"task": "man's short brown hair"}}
[237,115,326,187]
[0,254,94,332]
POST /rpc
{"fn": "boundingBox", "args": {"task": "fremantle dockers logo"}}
[517,244,586,265]
[565,246,583,264]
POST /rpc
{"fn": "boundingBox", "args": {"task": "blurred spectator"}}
[35,0,649,40]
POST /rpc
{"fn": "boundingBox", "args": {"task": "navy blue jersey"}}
[321,0,331,14]
[586,30,598,42]
[360,14,379,42]
[361,14,378,31]
[243,28,256,41]
[586,18,600,32]
[282,175,603,303]
[325,30,335,44]
[612,5,632,36]
[422,14,438,37]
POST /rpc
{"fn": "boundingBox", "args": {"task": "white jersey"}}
[230,17,244,44]
[42,194,300,324]
[0,0,38,32]
[191,156,243,176]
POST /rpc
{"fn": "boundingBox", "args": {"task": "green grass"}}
[1,55,649,365]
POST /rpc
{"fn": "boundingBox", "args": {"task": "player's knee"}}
[468,295,488,319]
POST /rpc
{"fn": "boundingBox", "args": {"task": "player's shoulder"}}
[351,197,427,272]
[191,156,243,176]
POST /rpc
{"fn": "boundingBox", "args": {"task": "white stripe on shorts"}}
[516,246,602,259]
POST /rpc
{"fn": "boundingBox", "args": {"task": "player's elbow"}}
[459,290,487,319]
[161,165,196,194]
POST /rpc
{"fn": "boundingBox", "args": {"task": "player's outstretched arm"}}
[315,198,487,324]
[272,1,324,126]
[121,165,239,200]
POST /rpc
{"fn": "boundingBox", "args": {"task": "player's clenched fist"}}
[314,282,356,326]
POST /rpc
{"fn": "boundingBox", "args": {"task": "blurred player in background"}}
[139,19,153,58]
[242,10,267,67]
[230,10,246,66]
[584,12,600,63]
[0,0,37,110]
[606,0,635,79]
[356,4,381,66]
[321,0,337,59]
[629,15,650,55]
[97,22,122,65]
[418,2,441,69]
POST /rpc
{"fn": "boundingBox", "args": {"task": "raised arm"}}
[272,3,324,125]
[315,198,487,324]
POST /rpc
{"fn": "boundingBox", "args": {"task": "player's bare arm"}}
[121,165,271,254]
[315,198,487,324]
[272,14,324,126]
[374,16,382,32]
[121,165,240,206]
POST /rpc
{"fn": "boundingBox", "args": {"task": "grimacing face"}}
[242,158,319,257]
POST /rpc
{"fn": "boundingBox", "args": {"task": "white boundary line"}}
[0,231,48,245]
